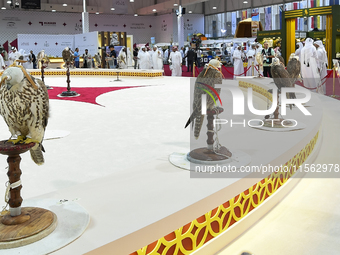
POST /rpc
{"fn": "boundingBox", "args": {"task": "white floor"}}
[0,75,339,255]
[216,94,340,255]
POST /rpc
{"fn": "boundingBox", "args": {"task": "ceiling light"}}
[134,13,138,16]
[152,9,156,12]
[188,10,192,13]
[52,9,56,12]
[1,6,6,9]
[111,7,115,10]
[6,0,11,3]
[174,3,178,6]
[212,6,217,9]
[63,3,67,6]
[243,0,248,3]
[130,0,134,2]
[95,12,99,14]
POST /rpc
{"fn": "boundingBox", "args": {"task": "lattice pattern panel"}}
[132,131,319,255]
[239,80,273,102]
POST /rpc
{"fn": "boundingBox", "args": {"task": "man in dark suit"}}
[185,47,196,72]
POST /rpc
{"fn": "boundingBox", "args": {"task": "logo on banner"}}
[7,22,16,28]
[44,41,50,47]
[21,42,29,46]
[39,21,57,26]
[83,36,87,41]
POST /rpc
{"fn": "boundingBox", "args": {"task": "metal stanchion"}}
[330,60,339,98]
[193,62,196,77]
[251,62,254,76]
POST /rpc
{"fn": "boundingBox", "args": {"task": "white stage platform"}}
[0,74,335,255]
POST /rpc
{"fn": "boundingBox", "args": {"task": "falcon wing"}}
[185,67,222,139]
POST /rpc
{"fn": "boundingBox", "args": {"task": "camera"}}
[98,46,106,50]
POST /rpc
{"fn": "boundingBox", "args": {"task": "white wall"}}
[0,9,204,50]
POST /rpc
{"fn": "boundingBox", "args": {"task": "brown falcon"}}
[286,53,301,87]
[271,57,296,109]
[185,59,223,139]
[0,63,49,165]
[62,47,74,63]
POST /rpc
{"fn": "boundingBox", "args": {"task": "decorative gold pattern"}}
[0,70,164,78]
[239,80,273,102]
[130,81,320,255]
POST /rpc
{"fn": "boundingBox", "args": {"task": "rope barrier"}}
[222,65,251,76]
[195,66,200,77]
[254,66,264,77]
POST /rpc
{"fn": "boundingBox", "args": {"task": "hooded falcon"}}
[185,59,223,139]
[62,47,74,63]
[0,64,49,165]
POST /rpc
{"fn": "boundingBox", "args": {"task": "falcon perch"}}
[0,64,49,165]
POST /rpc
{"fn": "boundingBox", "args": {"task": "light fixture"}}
[188,10,192,13]
[174,3,178,6]
[1,6,6,9]
[243,0,248,3]
[6,0,11,3]
[152,9,156,12]
[52,9,56,12]
[134,13,138,16]
[111,7,115,10]
[63,3,67,6]
[130,0,134,2]
[221,29,226,33]
[212,6,217,9]
[95,12,99,14]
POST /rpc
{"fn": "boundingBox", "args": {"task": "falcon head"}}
[289,53,299,61]
[272,57,280,66]
[0,67,24,91]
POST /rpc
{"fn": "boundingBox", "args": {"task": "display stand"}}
[0,141,57,249]
[40,60,52,90]
[187,107,232,163]
[114,71,122,82]
[58,61,80,97]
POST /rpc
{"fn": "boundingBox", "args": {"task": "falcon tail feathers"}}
[184,111,197,129]
[30,143,45,166]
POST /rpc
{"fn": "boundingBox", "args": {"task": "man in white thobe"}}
[0,54,5,69]
[151,46,163,70]
[169,46,182,76]
[138,46,151,69]
[233,45,245,79]
[300,38,322,94]
[8,47,21,65]
[246,44,257,76]
[314,40,328,94]
[118,46,127,69]
[295,42,303,60]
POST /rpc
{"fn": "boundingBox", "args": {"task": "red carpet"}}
[47,86,138,106]
[163,64,242,79]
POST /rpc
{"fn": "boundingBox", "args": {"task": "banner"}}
[231,12,236,35]
[17,34,74,57]
[265,7,272,31]
[74,31,98,57]
[252,8,259,22]
[242,10,247,20]
[111,0,128,14]
[21,0,41,9]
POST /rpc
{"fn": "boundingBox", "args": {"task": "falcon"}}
[286,53,301,87]
[37,50,50,65]
[0,63,49,165]
[185,59,223,139]
[271,57,295,109]
[62,47,74,63]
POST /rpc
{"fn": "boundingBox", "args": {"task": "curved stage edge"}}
[86,77,323,255]
[0,68,164,78]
